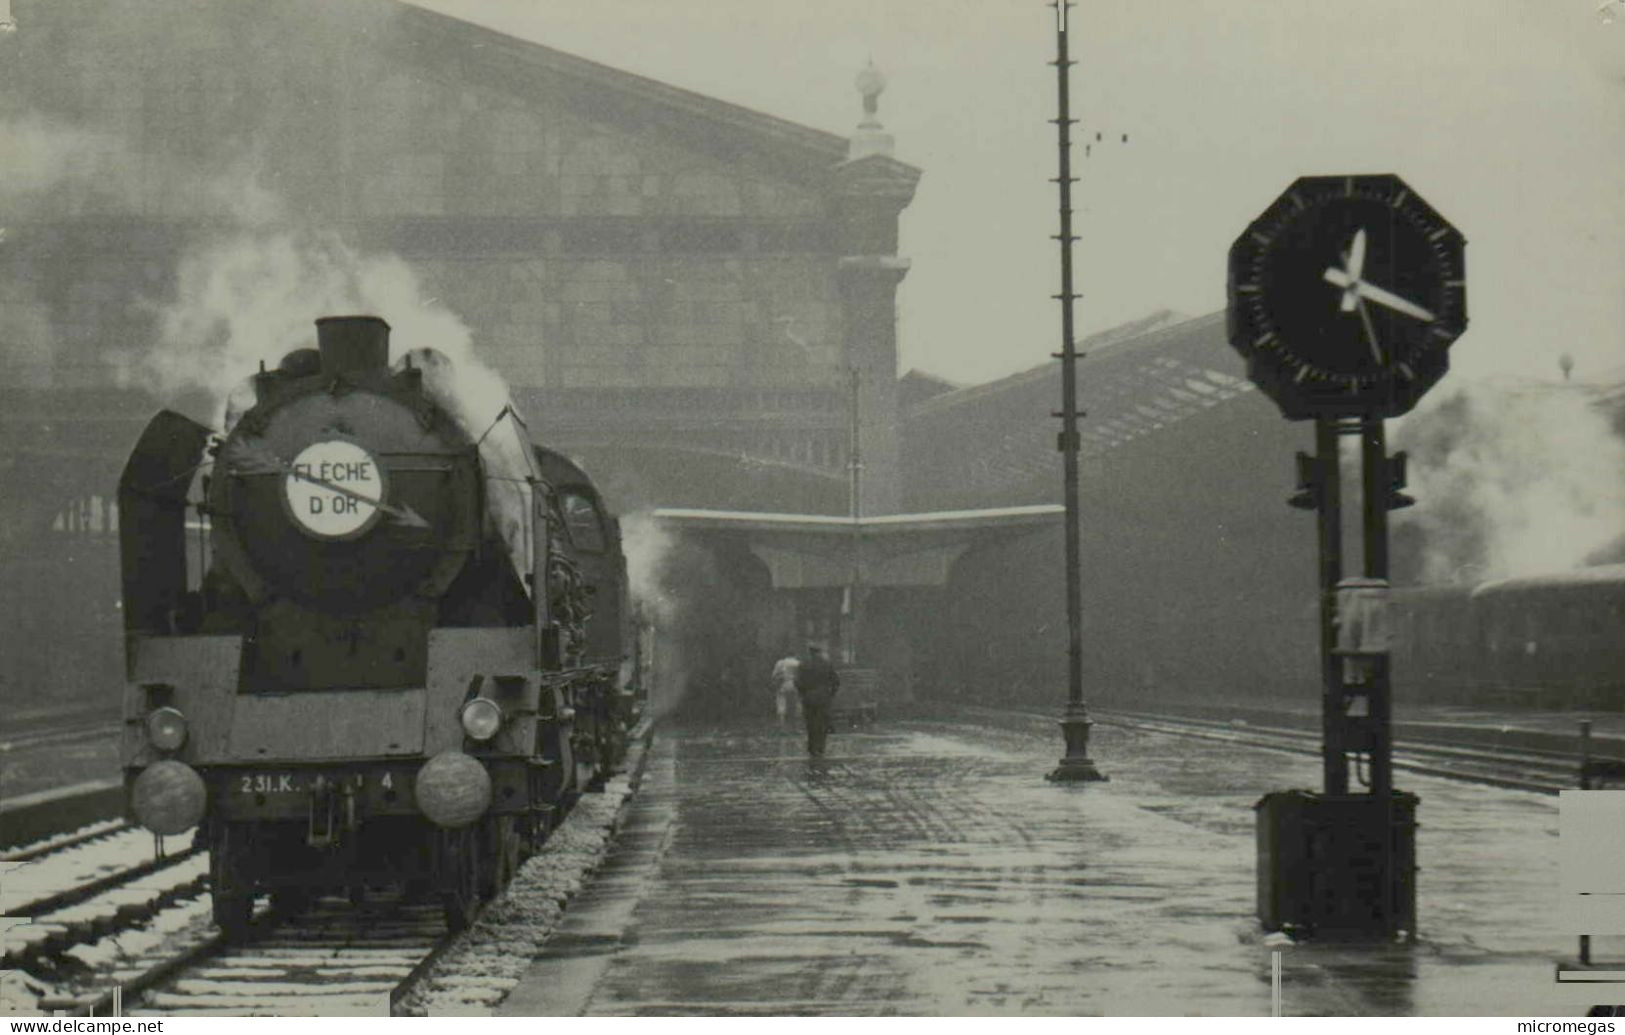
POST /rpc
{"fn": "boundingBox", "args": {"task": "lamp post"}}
[1046,0,1105,783]
[846,365,863,666]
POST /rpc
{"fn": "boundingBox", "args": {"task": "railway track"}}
[9,828,490,1017]
[7,723,654,1017]
[0,718,121,756]
[1095,709,1606,794]
[2,799,490,1018]
[0,782,482,1018]
[2,823,209,975]
[55,894,457,1017]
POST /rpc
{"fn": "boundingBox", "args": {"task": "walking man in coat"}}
[795,643,840,758]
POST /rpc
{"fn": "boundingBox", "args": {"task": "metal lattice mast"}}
[1047,0,1104,782]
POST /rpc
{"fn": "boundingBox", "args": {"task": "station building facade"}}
[7,0,1537,721]
[900,312,1321,709]
[0,0,917,706]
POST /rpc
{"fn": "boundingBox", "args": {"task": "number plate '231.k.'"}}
[227,771,409,816]
[240,773,300,795]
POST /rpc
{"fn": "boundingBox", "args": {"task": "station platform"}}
[498,707,1620,1017]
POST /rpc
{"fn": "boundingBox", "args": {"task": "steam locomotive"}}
[117,315,635,934]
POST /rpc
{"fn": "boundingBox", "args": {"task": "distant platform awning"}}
[652,505,1064,589]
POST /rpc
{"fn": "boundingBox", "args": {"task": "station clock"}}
[1227,174,1467,420]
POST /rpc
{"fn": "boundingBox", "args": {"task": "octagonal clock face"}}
[1227,174,1467,420]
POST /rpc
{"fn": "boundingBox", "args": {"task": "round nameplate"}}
[283,440,386,540]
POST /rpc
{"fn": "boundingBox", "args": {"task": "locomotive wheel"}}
[440,827,482,933]
[213,892,253,940]
[271,888,312,916]
[209,822,254,940]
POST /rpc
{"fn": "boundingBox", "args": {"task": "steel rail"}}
[9,845,204,919]
[1094,709,1609,796]
[1,820,131,864]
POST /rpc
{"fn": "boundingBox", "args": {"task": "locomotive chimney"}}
[315,315,391,375]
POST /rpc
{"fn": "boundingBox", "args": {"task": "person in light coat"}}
[770,652,801,729]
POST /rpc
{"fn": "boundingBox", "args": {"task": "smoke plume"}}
[1392,379,1625,583]
[396,344,537,581]
[619,512,686,717]
[134,229,477,423]
[620,513,679,625]
[148,225,543,584]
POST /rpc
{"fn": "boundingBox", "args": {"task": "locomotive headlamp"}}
[460,698,504,741]
[145,706,189,751]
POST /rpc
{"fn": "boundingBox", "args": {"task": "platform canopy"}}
[652,505,1064,589]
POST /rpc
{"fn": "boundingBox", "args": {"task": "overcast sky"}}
[411,0,1624,389]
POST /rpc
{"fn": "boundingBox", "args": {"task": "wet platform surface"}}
[500,709,1621,1016]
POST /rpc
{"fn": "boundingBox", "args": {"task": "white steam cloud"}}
[0,114,281,225]
[397,344,536,583]
[0,115,114,198]
[619,512,679,626]
[134,229,476,421]
[2,3,547,593]
[1393,379,1625,583]
[618,512,685,717]
[132,227,539,586]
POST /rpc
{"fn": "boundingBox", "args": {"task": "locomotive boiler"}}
[117,315,634,934]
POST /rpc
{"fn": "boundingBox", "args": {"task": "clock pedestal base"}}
[1047,702,1107,783]
[1255,789,1416,940]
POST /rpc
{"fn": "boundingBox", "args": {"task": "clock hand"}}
[1354,279,1435,322]
[1339,229,1367,312]
[1322,268,1437,323]
[1324,265,1356,296]
[1324,267,1385,360]
[1356,297,1383,365]
[1328,270,1360,325]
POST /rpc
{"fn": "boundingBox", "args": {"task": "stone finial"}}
[856,60,886,127]
[848,60,894,161]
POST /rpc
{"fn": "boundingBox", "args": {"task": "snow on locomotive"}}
[116,315,634,934]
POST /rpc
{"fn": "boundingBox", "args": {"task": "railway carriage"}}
[1390,564,1625,711]
[116,315,635,934]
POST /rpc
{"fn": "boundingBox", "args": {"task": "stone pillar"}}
[836,257,908,514]
[832,62,918,516]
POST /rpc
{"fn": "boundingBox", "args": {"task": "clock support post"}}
[1357,418,1396,808]
[1306,416,1403,803]
[1279,414,1416,941]
[1303,417,1346,796]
